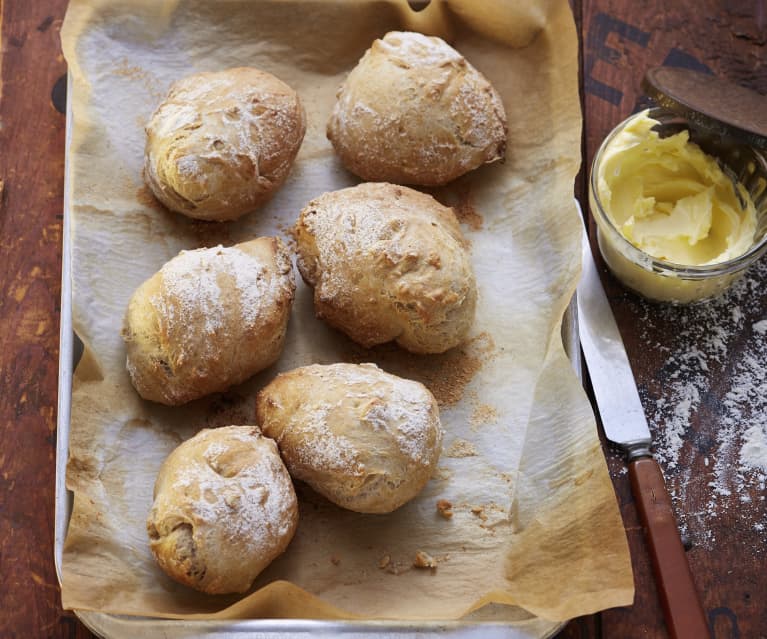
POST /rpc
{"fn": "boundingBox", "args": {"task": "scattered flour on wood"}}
[633,258,767,546]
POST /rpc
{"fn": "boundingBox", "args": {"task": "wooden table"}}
[0,1,764,637]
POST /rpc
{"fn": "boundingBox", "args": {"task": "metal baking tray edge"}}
[54,71,579,639]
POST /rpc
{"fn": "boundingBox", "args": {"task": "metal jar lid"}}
[642,67,767,150]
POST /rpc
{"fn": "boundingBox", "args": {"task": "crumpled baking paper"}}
[59,0,634,631]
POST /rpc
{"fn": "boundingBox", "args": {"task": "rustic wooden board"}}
[0,0,91,637]
[568,2,767,639]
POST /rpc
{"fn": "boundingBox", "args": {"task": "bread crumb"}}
[413,550,437,569]
[470,402,499,431]
[330,555,341,566]
[452,186,483,232]
[470,505,487,521]
[446,438,478,458]
[382,558,411,575]
[431,183,484,232]
[436,499,453,519]
[345,332,493,406]
[378,555,391,569]
[433,466,452,481]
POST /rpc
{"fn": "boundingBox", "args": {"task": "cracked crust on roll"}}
[293,182,477,354]
[147,426,298,594]
[144,67,306,221]
[327,31,507,186]
[121,237,295,405]
[257,363,443,514]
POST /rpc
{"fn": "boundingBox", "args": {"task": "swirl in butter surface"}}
[597,110,756,265]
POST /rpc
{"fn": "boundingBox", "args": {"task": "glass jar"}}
[589,107,767,303]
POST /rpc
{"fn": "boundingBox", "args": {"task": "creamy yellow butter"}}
[597,110,756,266]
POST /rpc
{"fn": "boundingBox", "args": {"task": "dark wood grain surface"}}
[0,1,764,637]
[568,3,767,639]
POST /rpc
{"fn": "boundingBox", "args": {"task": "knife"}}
[576,225,711,639]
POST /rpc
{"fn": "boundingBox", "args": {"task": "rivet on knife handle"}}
[630,457,711,639]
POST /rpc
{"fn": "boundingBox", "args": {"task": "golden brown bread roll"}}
[145,67,306,221]
[256,363,443,514]
[327,31,507,186]
[147,426,298,594]
[122,238,295,405]
[293,182,476,354]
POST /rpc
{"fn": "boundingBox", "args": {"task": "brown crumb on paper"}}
[330,555,341,566]
[113,59,165,100]
[135,184,163,211]
[381,557,411,575]
[202,392,255,429]
[345,333,494,406]
[113,59,148,79]
[470,402,500,431]
[452,187,483,231]
[446,438,479,458]
[413,551,437,569]
[471,505,487,521]
[429,351,482,406]
[429,182,484,232]
[436,499,453,519]
[433,466,453,481]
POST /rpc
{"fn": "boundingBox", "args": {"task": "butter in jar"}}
[590,107,767,303]
[597,110,756,266]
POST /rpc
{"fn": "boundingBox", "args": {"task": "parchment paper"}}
[59,0,634,625]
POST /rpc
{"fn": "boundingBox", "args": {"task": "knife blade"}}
[576,223,711,639]
[576,229,651,458]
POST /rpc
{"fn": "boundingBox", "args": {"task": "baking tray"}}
[53,63,582,637]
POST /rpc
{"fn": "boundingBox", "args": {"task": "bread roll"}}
[147,426,298,594]
[145,67,306,221]
[294,182,476,354]
[122,238,295,405]
[327,31,507,186]
[257,363,443,514]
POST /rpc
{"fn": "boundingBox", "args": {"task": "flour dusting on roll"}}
[122,237,295,405]
[145,67,306,221]
[327,31,507,186]
[257,363,443,514]
[294,182,476,354]
[147,426,298,594]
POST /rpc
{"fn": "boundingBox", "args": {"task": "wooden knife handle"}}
[629,456,711,639]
